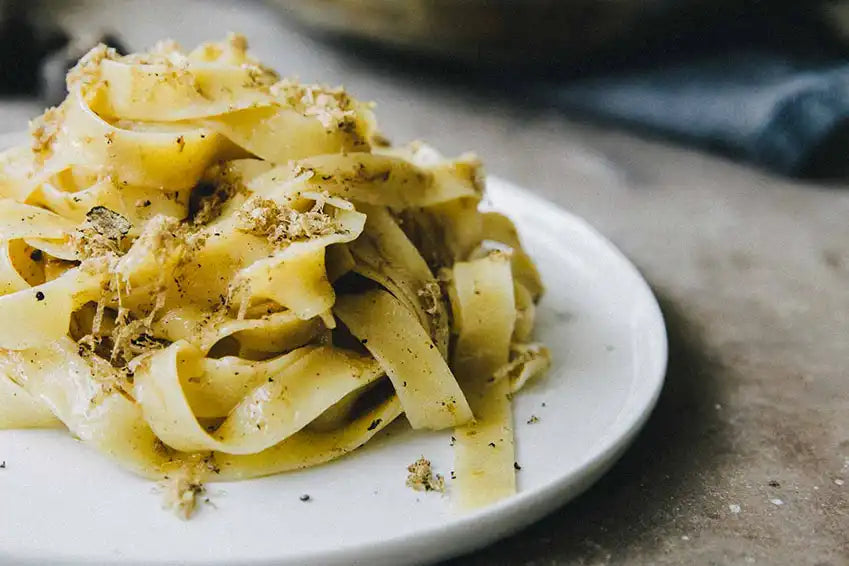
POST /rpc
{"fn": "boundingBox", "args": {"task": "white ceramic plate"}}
[0,177,667,566]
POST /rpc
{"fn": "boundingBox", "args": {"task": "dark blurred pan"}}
[274,0,758,67]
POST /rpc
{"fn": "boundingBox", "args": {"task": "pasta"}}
[0,34,550,516]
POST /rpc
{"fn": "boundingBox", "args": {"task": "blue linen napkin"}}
[534,50,849,177]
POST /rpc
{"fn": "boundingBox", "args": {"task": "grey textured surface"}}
[21,1,849,564]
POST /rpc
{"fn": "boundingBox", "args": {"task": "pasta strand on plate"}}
[0,34,550,515]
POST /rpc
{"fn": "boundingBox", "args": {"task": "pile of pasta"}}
[0,34,549,513]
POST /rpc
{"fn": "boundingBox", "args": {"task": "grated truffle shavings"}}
[29,105,65,158]
[417,281,442,316]
[406,456,445,493]
[65,43,119,95]
[160,467,206,520]
[235,195,338,245]
[73,206,133,260]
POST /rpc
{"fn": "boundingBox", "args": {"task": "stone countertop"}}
[31,1,849,564]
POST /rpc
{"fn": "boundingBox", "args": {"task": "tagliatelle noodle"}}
[0,34,549,514]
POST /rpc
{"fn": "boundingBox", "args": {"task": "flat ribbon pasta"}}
[0,35,549,516]
[45,89,236,190]
[449,253,518,511]
[0,267,104,349]
[249,152,480,210]
[213,394,402,480]
[334,289,473,430]
[0,200,77,239]
[204,106,364,164]
[0,240,42,295]
[134,342,385,455]
[232,208,365,319]
[479,212,543,300]
[0,337,170,478]
[348,203,450,357]
[0,370,61,428]
[0,146,38,201]
[153,306,324,358]
[96,59,276,121]
[29,178,189,230]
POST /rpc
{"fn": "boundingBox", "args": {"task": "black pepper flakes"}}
[299,494,311,502]
[29,249,43,261]
[488,442,496,448]
[367,418,382,431]
[35,291,45,301]
[514,462,522,470]
[0,460,5,469]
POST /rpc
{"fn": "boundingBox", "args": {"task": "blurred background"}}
[1,4,847,564]
[4,0,849,177]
